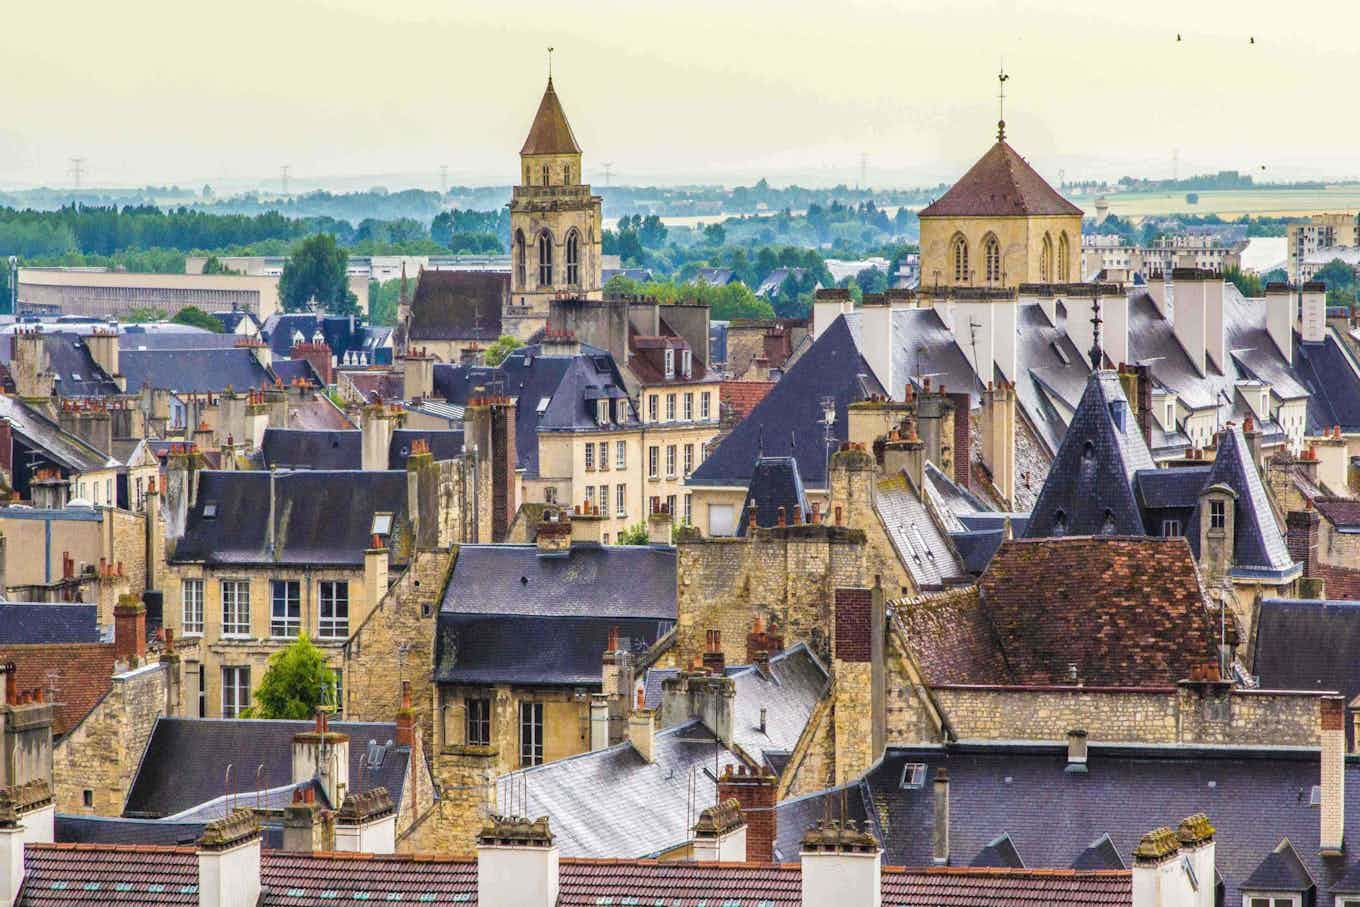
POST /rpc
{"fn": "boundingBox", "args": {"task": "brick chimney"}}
[114,594,146,666]
[335,787,396,854]
[745,615,784,664]
[718,766,776,862]
[1322,694,1346,856]
[702,631,726,676]
[477,816,559,907]
[800,817,882,907]
[395,681,414,747]
[647,500,673,545]
[290,340,333,386]
[691,798,747,862]
[196,808,262,907]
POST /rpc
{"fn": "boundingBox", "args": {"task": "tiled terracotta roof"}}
[1,643,115,737]
[721,380,775,421]
[894,587,1008,685]
[520,78,582,156]
[17,845,1132,907]
[919,140,1082,218]
[345,370,404,404]
[977,536,1220,686]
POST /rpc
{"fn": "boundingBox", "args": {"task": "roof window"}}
[371,513,393,536]
[202,502,218,519]
[899,763,927,789]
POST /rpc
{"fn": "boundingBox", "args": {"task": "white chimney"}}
[691,799,747,862]
[857,300,895,398]
[800,820,882,907]
[1302,281,1327,343]
[812,290,854,341]
[1171,271,1207,377]
[1131,827,1193,907]
[292,710,350,809]
[1175,815,1216,907]
[589,694,610,751]
[0,781,50,907]
[1203,278,1226,371]
[196,809,263,907]
[335,787,397,855]
[477,816,560,907]
[1265,282,1294,364]
[1321,694,1346,855]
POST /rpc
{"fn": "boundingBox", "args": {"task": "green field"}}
[1078,188,1360,220]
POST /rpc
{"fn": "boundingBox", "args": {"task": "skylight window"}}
[371,513,393,536]
[900,763,927,789]
[202,502,218,519]
[536,397,551,415]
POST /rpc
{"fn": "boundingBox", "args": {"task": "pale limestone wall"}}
[919,214,1080,288]
[832,661,874,786]
[53,662,168,815]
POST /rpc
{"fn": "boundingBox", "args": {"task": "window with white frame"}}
[585,486,596,508]
[182,580,204,635]
[648,395,658,422]
[667,494,677,518]
[599,442,609,471]
[221,580,251,636]
[684,494,692,524]
[666,394,676,421]
[1245,896,1299,907]
[319,581,349,638]
[683,444,694,476]
[615,441,626,469]
[598,484,608,508]
[682,349,693,378]
[701,392,711,420]
[684,393,693,421]
[616,483,626,518]
[597,400,609,425]
[270,580,301,637]
[585,443,595,471]
[222,666,250,718]
[1210,500,1226,530]
[664,348,675,379]
[648,446,659,479]
[666,445,677,477]
[1161,519,1182,537]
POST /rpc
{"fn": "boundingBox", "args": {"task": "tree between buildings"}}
[245,634,338,719]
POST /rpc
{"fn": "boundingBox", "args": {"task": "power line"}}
[68,157,86,190]
[440,165,449,196]
[858,152,868,191]
[603,162,613,186]
[280,165,291,196]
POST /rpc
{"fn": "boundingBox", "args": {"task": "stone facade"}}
[52,660,175,814]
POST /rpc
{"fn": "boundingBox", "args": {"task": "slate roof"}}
[269,357,323,387]
[1241,838,1315,893]
[439,544,675,620]
[433,342,632,478]
[0,603,98,644]
[117,329,241,351]
[736,456,809,536]
[210,310,258,334]
[434,613,673,687]
[520,77,582,155]
[55,815,204,847]
[1026,370,1154,538]
[918,140,1082,218]
[877,471,966,589]
[0,642,115,736]
[1251,598,1360,739]
[1315,497,1360,530]
[171,470,408,568]
[0,396,114,472]
[122,718,413,818]
[816,741,1360,907]
[727,645,828,770]
[259,314,360,359]
[0,333,121,398]
[14,845,1132,907]
[407,270,508,342]
[259,428,361,469]
[1295,331,1360,433]
[120,348,271,395]
[388,428,463,467]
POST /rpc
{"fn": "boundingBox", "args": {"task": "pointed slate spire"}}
[520,77,582,156]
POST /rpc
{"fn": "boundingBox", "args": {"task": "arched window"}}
[1040,233,1054,283]
[514,229,526,288]
[541,164,550,186]
[1101,509,1117,535]
[538,230,554,287]
[1054,509,1067,537]
[983,234,1001,283]
[565,230,580,286]
[951,235,969,283]
[1058,233,1071,281]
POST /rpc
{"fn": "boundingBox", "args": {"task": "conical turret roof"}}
[520,78,582,156]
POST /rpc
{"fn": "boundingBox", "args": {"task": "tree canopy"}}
[245,634,337,719]
[279,233,356,315]
[483,334,524,366]
[170,305,224,332]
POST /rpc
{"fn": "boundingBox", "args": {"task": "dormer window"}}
[682,348,693,378]
[597,399,610,425]
[1054,509,1067,536]
[616,401,630,424]
[664,348,675,380]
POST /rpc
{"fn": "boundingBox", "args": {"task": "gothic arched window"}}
[1040,233,1054,283]
[565,230,580,286]
[983,234,1001,283]
[1058,232,1071,280]
[951,235,969,283]
[1054,509,1067,536]
[538,230,554,287]
[514,230,526,288]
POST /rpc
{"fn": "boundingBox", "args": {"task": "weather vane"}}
[997,65,1010,142]
[547,46,554,80]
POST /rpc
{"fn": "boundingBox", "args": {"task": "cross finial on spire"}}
[1089,289,1104,371]
[997,65,1009,142]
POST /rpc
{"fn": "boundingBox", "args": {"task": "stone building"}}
[917,121,1081,289]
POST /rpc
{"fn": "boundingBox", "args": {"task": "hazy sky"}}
[3,0,1356,191]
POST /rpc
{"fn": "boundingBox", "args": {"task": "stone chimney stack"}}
[1176,814,1216,907]
[360,403,398,471]
[800,818,882,907]
[10,330,53,401]
[28,470,69,510]
[1131,826,1193,907]
[476,816,560,907]
[980,380,1016,504]
[335,787,396,854]
[627,707,656,764]
[691,798,747,862]
[85,328,120,385]
[402,348,435,402]
[1322,694,1346,856]
[535,509,572,555]
[1302,281,1327,343]
[291,710,350,809]
[196,809,262,907]
[365,534,389,616]
[281,787,334,853]
[718,766,777,862]
[647,499,673,545]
